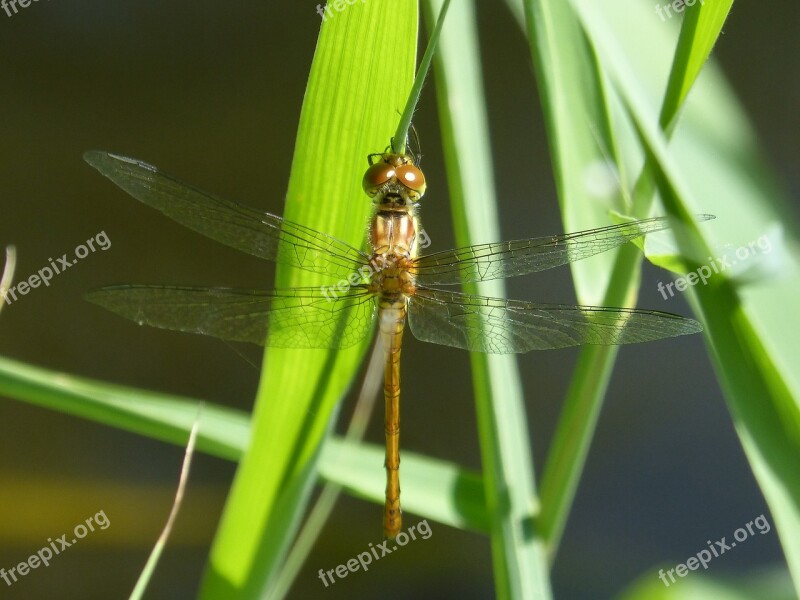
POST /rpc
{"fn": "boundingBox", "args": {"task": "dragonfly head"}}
[363,153,427,208]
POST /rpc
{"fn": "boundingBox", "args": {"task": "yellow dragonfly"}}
[84,150,707,539]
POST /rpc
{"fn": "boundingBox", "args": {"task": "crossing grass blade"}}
[0,353,489,531]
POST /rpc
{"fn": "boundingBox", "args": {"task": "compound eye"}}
[395,164,426,195]
[362,163,396,196]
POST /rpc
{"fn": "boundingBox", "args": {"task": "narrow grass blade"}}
[129,412,200,600]
[424,1,552,598]
[200,6,418,598]
[393,0,451,154]
[0,354,247,461]
[659,0,735,133]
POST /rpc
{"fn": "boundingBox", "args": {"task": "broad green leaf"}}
[200,6,418,598]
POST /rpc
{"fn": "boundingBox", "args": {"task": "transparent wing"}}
[408,287,702,353]
[86,285,377,349]
[412,215,715,285]
[84,151,369,281]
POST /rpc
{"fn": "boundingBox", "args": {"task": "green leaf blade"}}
[200,5,419,598]
[660,0,736,132]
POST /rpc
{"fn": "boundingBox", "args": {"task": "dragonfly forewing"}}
[86,285,377,349]
[83,151,370,282]
[408,286,703,353]
[412,215,715,286]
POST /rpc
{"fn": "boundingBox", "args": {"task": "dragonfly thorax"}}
[367,155,423,298]
[370,204,422,260]
[368,254,417,297]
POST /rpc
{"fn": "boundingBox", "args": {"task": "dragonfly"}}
[84,150,708,540]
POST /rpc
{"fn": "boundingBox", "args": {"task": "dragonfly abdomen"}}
[379,303,406,540]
